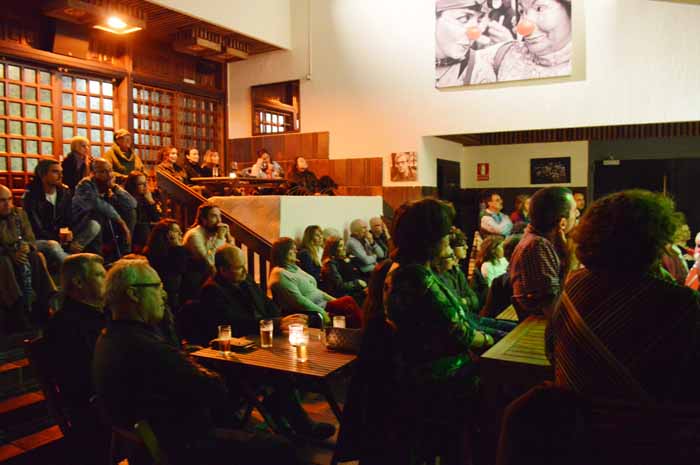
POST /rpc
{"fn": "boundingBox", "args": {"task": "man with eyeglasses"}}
[94,258,300,464]
[72,158,136,262]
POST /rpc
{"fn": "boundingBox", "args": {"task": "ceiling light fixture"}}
[94,14,143,34]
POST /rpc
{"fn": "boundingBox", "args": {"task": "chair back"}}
[23,336,72,434]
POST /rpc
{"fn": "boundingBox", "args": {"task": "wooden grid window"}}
[178,95,220,153]
[132,84,175,165]
[59,74,115,159]
[0,60,55,190]
[254,107,289,135]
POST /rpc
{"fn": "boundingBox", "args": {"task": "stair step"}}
[0,359,34,393]
[0,391,46,427]
[0,426,64,465]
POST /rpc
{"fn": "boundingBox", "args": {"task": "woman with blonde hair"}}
[298,225,324,282]
[201,149,221,177]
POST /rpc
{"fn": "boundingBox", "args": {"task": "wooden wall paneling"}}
[317,132,329,157]
[368,157,383,186]
[347,158,365,187]
[265,134,284,160]
[283,133,301,160]
[329,159,348,186]
[115,77,130,133]
[300,132,315,158]
[308,158,329,177]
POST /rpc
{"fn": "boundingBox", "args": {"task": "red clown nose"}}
[516,19,536,37]
[467,26,481,41]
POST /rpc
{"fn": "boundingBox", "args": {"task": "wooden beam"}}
[0,40,127,79]
[131,71,224,100]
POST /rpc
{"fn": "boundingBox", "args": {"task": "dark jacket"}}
[200,274,281,338]
[23,183,72,241]
[297,248,321,283]
[183,161,205,183]
[288,170,319,192]
[45,297,106,411]
[61,151,88,192]
[132,197,161,249]
[320,258,365,298]
[147,245,188,311]
[93,319,228,450]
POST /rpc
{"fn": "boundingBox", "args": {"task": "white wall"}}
[225,0,700,185]
[151,0,291,49]
[462,141,588,189]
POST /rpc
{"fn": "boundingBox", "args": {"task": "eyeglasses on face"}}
[130,282,163,288]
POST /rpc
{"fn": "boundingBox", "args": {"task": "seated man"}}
[183,203,233,275]
[346,219,385,275]
[102,129,144,183]
[480,191,513,237]
[509,187,578,319]
[0,184,56,330]
[93,258,300,464]
[369,216,390,257]
[249,149,283,179]
[45,254,108,458]
[199,245,335,439]
[23,160,72,267]
[72,159,136,262]
[200,245,307,338]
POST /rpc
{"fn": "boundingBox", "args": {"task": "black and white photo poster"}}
[435,0,572,88]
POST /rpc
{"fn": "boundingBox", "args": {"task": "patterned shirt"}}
[509,226,563,318]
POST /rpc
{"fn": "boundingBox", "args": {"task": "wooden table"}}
[480,316,553,462]
[495,305,518,322]
[190,176,287,187]
[191,334,356,425]
[481,316,552,387]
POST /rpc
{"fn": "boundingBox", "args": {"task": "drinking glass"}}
[218,324,232,356]
[333,315,346,328]
[294,334,309,362]
[259,319,273,348]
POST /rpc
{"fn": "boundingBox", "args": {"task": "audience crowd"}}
[4,138,700,464]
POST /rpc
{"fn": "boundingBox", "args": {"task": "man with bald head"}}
[72,158,136,261]
[346,218,385,274]
[94,258,301,463]
[200,244,307,339]
[0,184,55,330]
[199,244,335,440]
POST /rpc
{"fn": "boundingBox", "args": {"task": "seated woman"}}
[478,235,508,287]
[384,199,501,394]
[268,237,363,327]
[434,229,480,314]
[124,171,161,253]
[320,236,367,306]
[510,194,530,229]
[156,146,187,184]
[481,234,522,318]
[268,237,333,326]
[200,149,221,177]
[297,225,323,282]
[547,190,700,402]
[143,219,188,311]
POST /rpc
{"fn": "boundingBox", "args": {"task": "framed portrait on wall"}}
[435,0,573,88]
[390,152,418,182]
[530,157,571,184]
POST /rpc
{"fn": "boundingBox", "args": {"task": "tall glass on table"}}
[259,319,273,348]
[218,324,232,356]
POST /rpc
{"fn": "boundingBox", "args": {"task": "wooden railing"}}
[156,170,273,290]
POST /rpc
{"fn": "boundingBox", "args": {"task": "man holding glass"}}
[199,245,335,440]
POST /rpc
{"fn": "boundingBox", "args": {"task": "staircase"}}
[0,332,65,464]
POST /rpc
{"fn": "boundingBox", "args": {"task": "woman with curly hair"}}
[297,225,324,282]
[547,189,700,402]
[478,235,508,287]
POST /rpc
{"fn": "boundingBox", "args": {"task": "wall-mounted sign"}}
[477,162,490,181]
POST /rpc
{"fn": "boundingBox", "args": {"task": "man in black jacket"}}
[199,245,335,440]
[94,258,300,464]
[44,253,108,463]
[200,245,307,338]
